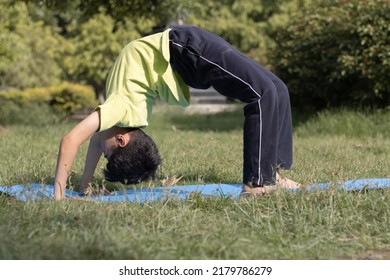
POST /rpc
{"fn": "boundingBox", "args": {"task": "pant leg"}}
[273,77,293,169]
[169,26,293,185]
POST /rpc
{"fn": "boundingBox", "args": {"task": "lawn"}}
[0,106,390,259]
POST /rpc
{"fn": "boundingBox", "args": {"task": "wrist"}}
[54,182,65,200]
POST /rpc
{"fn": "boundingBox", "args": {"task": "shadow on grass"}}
[64,172,239,192]
[167,107,315,132]
[168,110,244,132]
[160,172,240,186]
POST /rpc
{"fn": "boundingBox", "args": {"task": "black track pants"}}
[169,26,292,186]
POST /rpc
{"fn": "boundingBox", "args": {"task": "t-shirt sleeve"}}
[96,94,127,132]
[96,92,151,131]
[158,66,190,106]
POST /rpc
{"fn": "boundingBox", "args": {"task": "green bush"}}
[0,100,60,126]
[0,83,97,125]
[48,83,97,117]
[0,1,64,88]
[270,0,390,110]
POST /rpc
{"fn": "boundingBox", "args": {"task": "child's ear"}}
[116,134,130,147]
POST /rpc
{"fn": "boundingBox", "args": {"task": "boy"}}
[54,25,300,200]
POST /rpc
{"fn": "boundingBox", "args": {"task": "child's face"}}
[99,127,131,160]
[99,130,119,160]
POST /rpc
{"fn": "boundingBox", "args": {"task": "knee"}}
[261,78,278,97]
[273,77,290,98]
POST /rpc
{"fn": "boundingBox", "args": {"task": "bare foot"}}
[240,184,276,197]
[240,173,301,197]
[276,172,301,189]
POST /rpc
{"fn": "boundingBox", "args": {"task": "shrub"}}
[0,1,64,89]
[0,100,60,126]
[270,0,390,110]
[48,83,97,117]
[0,83,97,125]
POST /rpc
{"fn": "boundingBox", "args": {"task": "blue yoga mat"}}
[0,178,389,203]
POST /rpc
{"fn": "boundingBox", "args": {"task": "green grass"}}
[0,107,390,259]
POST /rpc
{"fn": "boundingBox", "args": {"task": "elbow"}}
[59,134,77,152]
[60,135,71,148]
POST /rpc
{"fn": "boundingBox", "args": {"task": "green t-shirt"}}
[97,29,190,131]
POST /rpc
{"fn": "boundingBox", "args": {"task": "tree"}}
[0,0,64,89]
[5,0,328,107]
[169,0,285,65]
[61,12,146,103]
[4,0,158,100]
[14,0,165,34]
[17,0,297,63]
[270,0,390,109]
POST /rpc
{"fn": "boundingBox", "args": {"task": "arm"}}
[79,132,103,194]
[54,111,100,200]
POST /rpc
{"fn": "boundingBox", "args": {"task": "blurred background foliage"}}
[270,0,390,110]
[0,0,389,123]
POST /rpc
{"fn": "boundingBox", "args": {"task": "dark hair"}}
[104,128,162,184]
